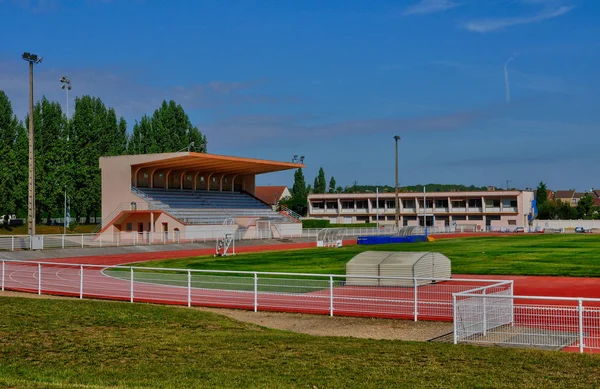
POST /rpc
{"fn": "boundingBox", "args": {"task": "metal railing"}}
[0,258,507,322]
[453,292,600,353]
[91,202,137,233]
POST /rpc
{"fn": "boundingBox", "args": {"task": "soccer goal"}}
[316,228,344,248]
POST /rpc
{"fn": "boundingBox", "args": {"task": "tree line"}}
[0,91,207,226]
[536,182,599,220]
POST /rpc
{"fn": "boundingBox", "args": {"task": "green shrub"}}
[302,219,330,228]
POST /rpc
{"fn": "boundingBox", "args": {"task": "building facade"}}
[307,190,535,229]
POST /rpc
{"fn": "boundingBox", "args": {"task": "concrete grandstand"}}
[98,152,304,242]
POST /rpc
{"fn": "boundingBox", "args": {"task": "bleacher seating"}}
[136,188,293,225]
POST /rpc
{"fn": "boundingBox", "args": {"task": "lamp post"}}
[394,135,401,229]
[22,52,43,236]
[376,187,379,232]
[59,76,71,117]
[273,192,279,211]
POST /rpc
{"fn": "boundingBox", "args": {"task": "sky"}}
[1,0,599,191]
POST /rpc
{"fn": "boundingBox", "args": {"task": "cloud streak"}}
[0,59,292,121]
[402,0,461,16]
[465,5,574,33]
[504,56,515,103]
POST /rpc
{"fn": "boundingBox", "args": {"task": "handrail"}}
[91,202,136,233]
[280,205,302,221]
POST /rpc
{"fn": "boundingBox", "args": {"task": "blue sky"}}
[1,0,599,191]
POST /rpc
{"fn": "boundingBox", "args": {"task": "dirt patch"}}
[197,307,453,341]
[1,291,453,342]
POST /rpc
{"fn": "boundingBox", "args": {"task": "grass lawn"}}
[127,234,600,277]
[0,297,598,388]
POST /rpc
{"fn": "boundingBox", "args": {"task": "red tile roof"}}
[554,190,575,199]
[255,186,289,205]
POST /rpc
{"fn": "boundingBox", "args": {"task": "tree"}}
[313,167,326,194]
[328,176,336,193]
[0,91,21,224]
[289,168,308,216]
[576,193,596,219]
[536,181,549,206]
[555,200,577,220]
[31,97,69,224]
[70,95,126,223]
[538,201,556,220]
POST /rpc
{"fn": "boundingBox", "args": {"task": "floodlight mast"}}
[394,135,401,229]
[22,52,43,237]
[60,76,72,117]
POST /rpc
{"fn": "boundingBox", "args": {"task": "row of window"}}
[311,198,518,209]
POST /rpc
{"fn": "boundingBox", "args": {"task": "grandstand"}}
[98,152,304,241]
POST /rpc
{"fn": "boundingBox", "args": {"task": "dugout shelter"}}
[346,251,451,286]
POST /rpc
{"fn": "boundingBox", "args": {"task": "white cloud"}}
[402,0,461,16]
[465,5,574,32]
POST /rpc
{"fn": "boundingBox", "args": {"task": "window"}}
[212,177,216,183]
[126,223,133,231]
[312,201,324,209]
[453,215,467,220]
[356,200,368,209]
[435,199,448,208]
[224,178,228,183]
[468,198,482,207]
[508,220,517,225]
[200,176,205,182]
[386,200,395,209]
[143,172,149,178]
[402,199,415,208]
[468,215,483,220]
[158,173,164,179]
[326,201,338,209]
[341,201,354,209]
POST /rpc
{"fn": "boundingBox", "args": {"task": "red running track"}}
[3,237,600,353]
[3,260,500,321]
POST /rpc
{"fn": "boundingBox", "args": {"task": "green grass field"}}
[128,234,600,277]
[1,296,598,388]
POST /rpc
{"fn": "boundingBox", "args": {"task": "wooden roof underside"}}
[131,152,304,175]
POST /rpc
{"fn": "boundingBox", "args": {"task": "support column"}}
[150,169,157,189]
[206,173,213,191]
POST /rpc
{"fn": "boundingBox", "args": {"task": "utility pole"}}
[394,135,401,229]
[22,52,43,236]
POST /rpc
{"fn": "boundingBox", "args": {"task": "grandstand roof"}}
[130,152,304,175]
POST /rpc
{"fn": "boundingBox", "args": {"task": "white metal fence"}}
[453,293,600,353]
[0,223,566,253]
[0,259,506,322]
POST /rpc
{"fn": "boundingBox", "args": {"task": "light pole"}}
[423,185,427,236]
[60,76,71,117]
[376,187,379,231]
[64,187,69,235]
[22,52,43,237]
[273,192,279,211]
[394,135,401,229]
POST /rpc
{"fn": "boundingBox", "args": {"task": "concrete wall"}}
[533,220,600,229]
[100,152,186,226]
